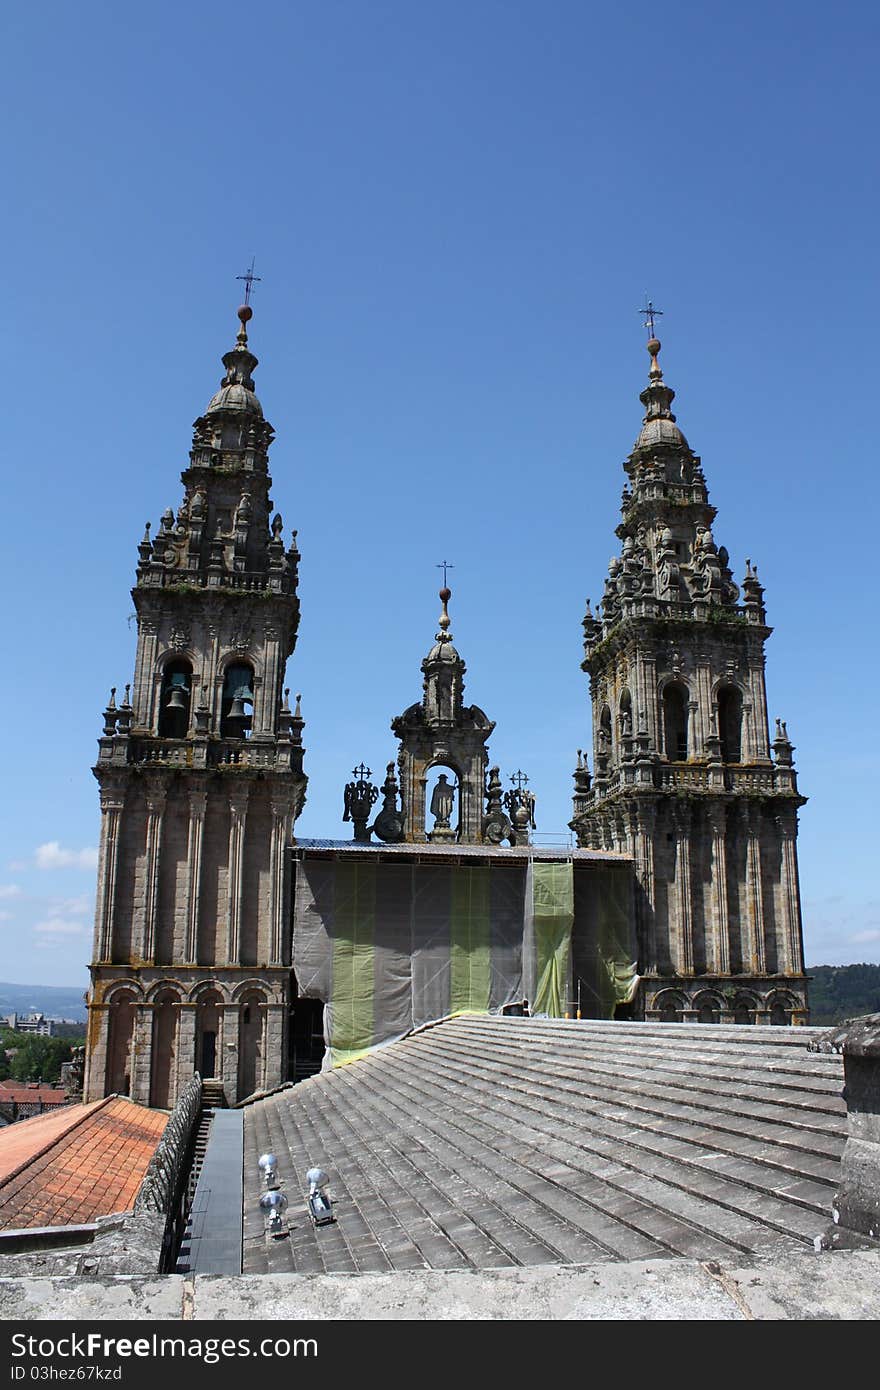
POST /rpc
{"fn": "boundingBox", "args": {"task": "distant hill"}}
[807,963,880,1026]
[0,981,88,1022]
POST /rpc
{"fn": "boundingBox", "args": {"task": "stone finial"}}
[814,1014,880,1243]
[373,762,405,844]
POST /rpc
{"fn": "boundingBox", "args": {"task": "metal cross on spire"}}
[639,297,663,338]
[510,769,530,791]
[436,560,455,587]
[351,763,372,782]
[237,258,262,306]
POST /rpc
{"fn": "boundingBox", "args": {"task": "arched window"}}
[220,663,254,738]
[196,990,223,1079]
[150,990,180,1107]
[718,686,743,763]
[734,995,755,1024]
[598,705,612,753]
[663,684,689,760]
[655,992,683,1022]
[158,659,192,738]
[238,990,265,1099]
[106,991,136,1096]
[695,993,721,1024]
[426,765,459,838]
[619,688,632,737]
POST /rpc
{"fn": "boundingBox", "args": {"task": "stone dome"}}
[206,383,263,417]
[634,416,688,450]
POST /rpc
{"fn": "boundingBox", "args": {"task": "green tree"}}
[8,1035,72,1084]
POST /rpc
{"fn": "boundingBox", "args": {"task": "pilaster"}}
[141,781,167,963]
[226,787,251,965]
[184,788,208,964]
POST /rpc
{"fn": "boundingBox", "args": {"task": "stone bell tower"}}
[570,325,809,1025]
[391,587,495,843]
[84,299,307,1106]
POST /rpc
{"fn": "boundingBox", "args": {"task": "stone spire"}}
[586,331,747,653]
[570,322,808,1029]
[392,585,495,843]
[87,292,308,1107]
[421,586,466,726]
[134,303,300,603]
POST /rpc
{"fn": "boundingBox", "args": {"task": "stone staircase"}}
[174,1080,228,1272]
[242,1015,846,1275]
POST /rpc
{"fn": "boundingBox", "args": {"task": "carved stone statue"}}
[343,765,379,843]
[430,774,457,829]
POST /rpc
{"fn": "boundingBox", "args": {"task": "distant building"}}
[1,1013,57,1037]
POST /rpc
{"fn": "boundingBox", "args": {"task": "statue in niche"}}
[430,774,457,830]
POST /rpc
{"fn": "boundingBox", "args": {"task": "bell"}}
[166,685,187,712]
[228,694,247,723]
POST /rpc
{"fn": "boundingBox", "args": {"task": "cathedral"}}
[82,300,808,1108]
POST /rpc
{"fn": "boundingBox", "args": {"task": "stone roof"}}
[242,1015,846,1275]
[0,1097,168,1231]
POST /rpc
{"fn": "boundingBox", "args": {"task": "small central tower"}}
[391,587,495,842]
[84,301,307,1106]
[570,327,808,1025]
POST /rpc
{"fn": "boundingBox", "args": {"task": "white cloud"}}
[0,911,11,922]
[0,885,22,899]
[850,929,880,946]
[33,843,99,871]
[33,916,90,937]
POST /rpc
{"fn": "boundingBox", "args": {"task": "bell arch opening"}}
[717,685,743,763]
[221,662,255,739]
[158,659,192,739]
[663,683,689,761]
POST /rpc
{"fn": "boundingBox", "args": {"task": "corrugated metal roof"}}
[292,838,630,863]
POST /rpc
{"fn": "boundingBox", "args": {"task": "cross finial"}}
[639,297,663,339]
[436,560,454,587]
[351,762,372,781]
[237,257,262,307]
[510,769,530,791]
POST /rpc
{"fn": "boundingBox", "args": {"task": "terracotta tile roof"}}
[0,1083,69,1106]
[0,1097,169,1230]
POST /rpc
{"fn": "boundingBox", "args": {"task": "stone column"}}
[671,801,694,976]
[707,802,731,976]
[132,617,159,729]
[176,1002,198,1096]
[226,787,251,965]
[687,701,699,760]
[269,796,292,966]
[185,788,208,964]
[263,1001,286,1091]
[83,1002,110,1102]
[94,785,126,962]
[221,1002,240,1104]
[634,802,658,974]
[695,658,712,754]
[642,654,658,752]
[141,782,167,963]
[744,802,766,974]
[131,1003,155,1105]
[776,812,804,975]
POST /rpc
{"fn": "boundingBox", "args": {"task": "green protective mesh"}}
[595,867,638,1019]
[450,865,492,1015]
[330,859,376,1065]
[532,861,574,1018]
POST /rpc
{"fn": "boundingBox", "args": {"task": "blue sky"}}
[2,1,878,987]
